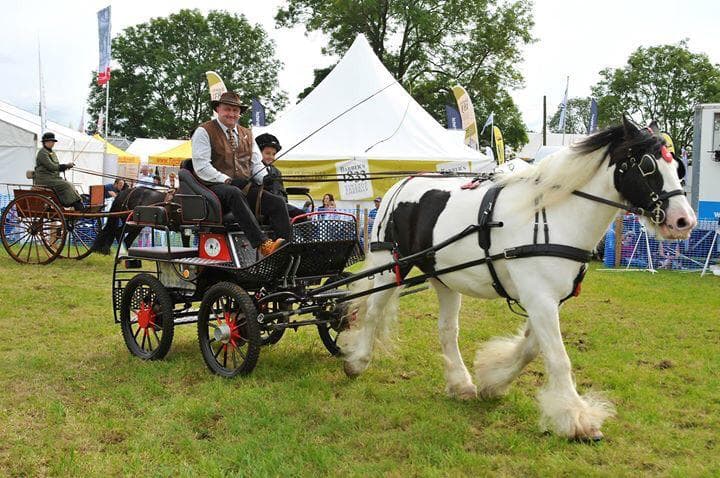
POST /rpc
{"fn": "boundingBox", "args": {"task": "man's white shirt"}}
[191,119,266,184]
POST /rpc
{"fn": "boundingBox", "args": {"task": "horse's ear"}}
[648,120,660,134]
[622,115,642,135]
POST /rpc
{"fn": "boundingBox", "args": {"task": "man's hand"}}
[229,178,248,189]
[59,163,74,172]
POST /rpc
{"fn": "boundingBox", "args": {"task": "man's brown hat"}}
[211,91,249,114]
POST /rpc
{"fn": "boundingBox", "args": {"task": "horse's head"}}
[609,116,696,239]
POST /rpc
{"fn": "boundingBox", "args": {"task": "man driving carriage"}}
[191,91,288,256]
[34,132,86,211]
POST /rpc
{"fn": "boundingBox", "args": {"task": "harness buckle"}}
[503,248,519,259]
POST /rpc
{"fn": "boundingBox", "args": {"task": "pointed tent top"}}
[264,33,491,164]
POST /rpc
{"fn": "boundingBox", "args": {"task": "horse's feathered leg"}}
[473,320,539,399]
[523,296,614,440]
[432,279,477,400]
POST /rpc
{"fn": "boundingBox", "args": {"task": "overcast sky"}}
[1,0,718,134]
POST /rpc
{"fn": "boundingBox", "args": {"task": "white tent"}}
[258,34,493,201]
[515,132,587,161]
[0,100,105,192]
[126,138,187,164]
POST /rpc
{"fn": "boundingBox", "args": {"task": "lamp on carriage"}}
[713,150,720,162]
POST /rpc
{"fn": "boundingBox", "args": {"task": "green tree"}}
[276,0,534,148]
[87,9,287,139]
[548,97,591,134]
[591,41,720,147]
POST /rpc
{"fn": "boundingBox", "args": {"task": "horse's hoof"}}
[343,360,365,378]
[573,429,604,443]
[447,384,478,400]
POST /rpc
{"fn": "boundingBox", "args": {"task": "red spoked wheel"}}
[0,194,66,265]
[198,282,261,377]
[120,274,175,360]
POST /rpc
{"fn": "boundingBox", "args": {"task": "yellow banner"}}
[451,85,479,150]
[277,159,456,201]
[493,126,505,165]
[148,156,185,167]
[206,71,227,102]
[117,156,140,164]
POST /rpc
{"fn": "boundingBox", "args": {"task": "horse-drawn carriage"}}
[0,182,127,264]
[112,165,365,376]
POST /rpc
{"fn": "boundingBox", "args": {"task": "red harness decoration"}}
[392,249,402,285]
[461,179,482,190]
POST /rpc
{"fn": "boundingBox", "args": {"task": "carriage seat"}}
[177,159,239,226]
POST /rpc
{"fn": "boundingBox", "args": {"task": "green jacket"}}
[34,147,81,206]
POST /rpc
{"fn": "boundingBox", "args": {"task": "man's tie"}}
[227,129,238,156]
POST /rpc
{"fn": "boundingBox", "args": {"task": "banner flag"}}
[251,99,266,127]
[558,76,569,130]
[588,98,598,133]
[451,85,479,150]
[445,105,461,129]
[205,71,227,101]
[480,112,494,136]
[97,6,111,85]
[493,126,505,165]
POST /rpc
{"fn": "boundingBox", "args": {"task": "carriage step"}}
[127,246,197,260]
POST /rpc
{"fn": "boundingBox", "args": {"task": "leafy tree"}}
[548,97,592,134]
[276,0,534,148]
[87,9,286,139]
[591,41,720,147]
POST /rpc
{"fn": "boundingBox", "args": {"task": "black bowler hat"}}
[255,133,282,152]
[41,132,58,142]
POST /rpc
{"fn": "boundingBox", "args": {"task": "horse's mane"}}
[498,124,660,212]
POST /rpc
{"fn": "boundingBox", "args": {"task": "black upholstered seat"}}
[177,160,224,224]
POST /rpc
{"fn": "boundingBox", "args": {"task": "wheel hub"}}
[214,323,232,344]
[137,301,156,329]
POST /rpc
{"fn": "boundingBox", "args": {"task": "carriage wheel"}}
[59,216,102,260]
[256,297,290,346]
[120,274,175,360]
[0,194,66,265]
[197,282,261,377]
[316,272,353,356]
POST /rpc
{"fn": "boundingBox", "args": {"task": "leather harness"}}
[370,179,591,310]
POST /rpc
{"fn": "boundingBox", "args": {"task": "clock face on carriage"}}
[204,237,221,257]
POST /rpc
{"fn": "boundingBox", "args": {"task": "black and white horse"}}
[338,118,696,440]
[91,187,167,254]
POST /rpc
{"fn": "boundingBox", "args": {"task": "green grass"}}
[0,250,718,477]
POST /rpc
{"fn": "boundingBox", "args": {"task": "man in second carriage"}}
[191,91,289,256]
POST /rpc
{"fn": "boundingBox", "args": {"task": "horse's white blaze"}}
[339,130,694,439]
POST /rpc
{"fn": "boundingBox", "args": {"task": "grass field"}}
[0,250,718,477]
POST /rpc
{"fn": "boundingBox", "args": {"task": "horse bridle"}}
[573,149,686,225]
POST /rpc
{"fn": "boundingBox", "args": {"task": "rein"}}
[570,189,683,223]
